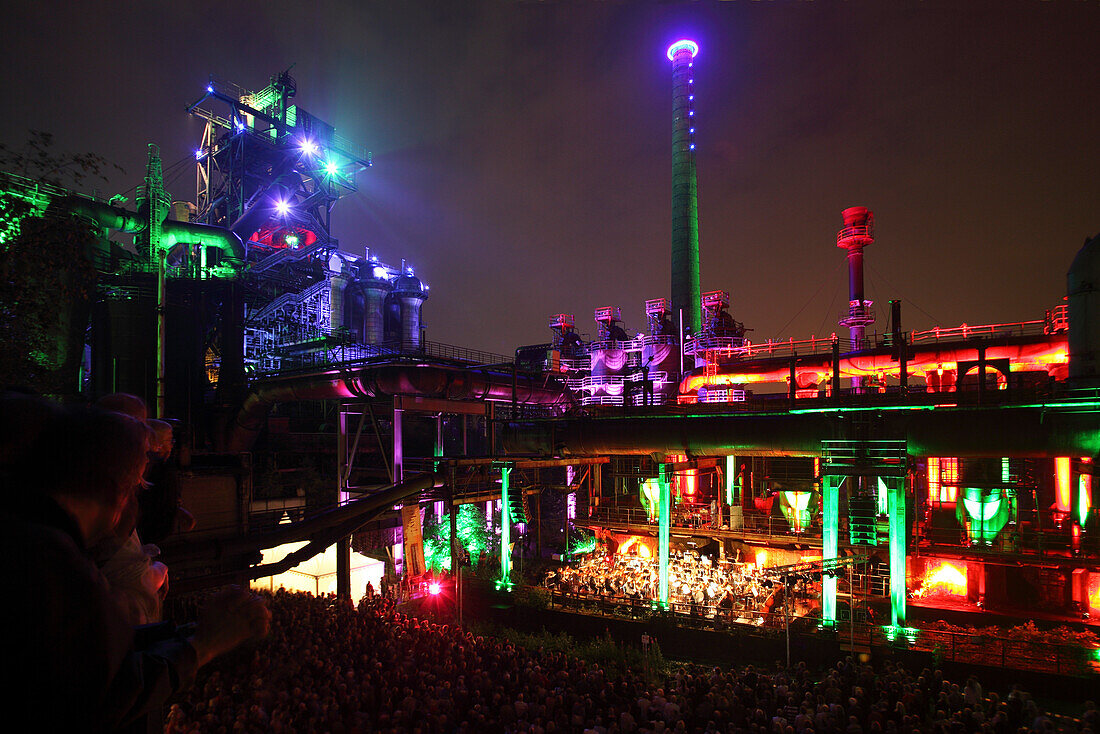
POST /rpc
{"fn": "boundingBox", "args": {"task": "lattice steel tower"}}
[188,70,372,270]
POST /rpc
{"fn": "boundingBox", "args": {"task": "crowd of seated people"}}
[165,589,1095,734]
[546,550,817,624]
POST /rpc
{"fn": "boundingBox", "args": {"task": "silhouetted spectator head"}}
[147,419,174,460]
[96,392,148,422]
[33,405,149,544]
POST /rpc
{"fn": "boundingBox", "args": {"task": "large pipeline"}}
[63,196,245,262]
[225,363,574,452]
[164,473,443,591]
[679,335,1067,394]
[162,472,441,564]
[503,404,1100,459]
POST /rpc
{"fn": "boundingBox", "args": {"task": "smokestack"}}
[667,39,702,340]
[837,206,876,390]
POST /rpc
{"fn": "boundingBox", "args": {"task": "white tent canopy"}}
[251,535,385,598]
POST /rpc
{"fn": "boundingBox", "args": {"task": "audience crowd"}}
[3,391,1093,733]
[166,590,1096,734]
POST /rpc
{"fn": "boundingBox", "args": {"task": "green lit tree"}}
[0,132,124,397]
[0,199,98,396]
[422,503,491,572]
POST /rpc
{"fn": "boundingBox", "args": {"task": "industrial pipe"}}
[161,472,442,563]
[63,196,145,234]
[62,196,245,262]
[163,473,443,590]
[225,363,574,452]
[162,219,245,262]
[679,336,1068,394]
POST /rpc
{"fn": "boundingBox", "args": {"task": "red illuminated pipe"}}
[679,336,1068,394]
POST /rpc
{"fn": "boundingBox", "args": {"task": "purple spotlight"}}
[666,39,699,62]
[300,139,319,156]
[274,200,290,216]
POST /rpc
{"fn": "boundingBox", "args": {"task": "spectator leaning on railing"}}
[0,396,270,732]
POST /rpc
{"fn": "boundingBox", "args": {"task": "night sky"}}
[4,1,1097,357]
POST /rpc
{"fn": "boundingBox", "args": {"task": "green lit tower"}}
[667,39,702,339]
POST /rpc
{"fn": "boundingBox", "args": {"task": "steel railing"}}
[249,339,515,377]
[587,505,823,540]
[541,587,1099,676]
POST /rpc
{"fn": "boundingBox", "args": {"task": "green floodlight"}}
[324,160,339,176]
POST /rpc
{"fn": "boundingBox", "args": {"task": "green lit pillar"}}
[142,143,170,419]
[499,465,513,590]
[658,463,671,609]
[434,415,444,469]
[822,474,843,625]
[887,476,907,626]
[725,455,735,505]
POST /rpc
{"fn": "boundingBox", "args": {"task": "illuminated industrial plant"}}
[2,44,1098,666]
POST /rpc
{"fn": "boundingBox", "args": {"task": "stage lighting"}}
[428,582,442,596]
[324,160,339,176]
[300,139,319,156]
[274,200,291,216]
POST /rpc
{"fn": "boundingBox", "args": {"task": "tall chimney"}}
[837,206,876,389]
[667,39,702,340]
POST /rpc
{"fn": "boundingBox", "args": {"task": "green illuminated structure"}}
[726,455,735,505]
[820,440,908,627]
[568,530,598,557]
[497,465,514,590]
[1080,473,1092,526]
[958,487,1013,545]
[640,478,660,521]
[821,475,842,624]
[885,476,907,626]
[778,490,815,533]
[658,463,671,609]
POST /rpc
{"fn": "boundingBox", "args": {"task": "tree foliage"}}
[0,131,128,396]
[0,130,124,189]
[0,195,99,396]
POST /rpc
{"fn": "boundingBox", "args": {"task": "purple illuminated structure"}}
[667,39,702,339]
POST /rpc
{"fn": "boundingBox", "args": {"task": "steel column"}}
[498,465,513,589]
[658,463,671,609]
[822,474,843,624]
[887,476,907,626]
[336,405,351,599]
